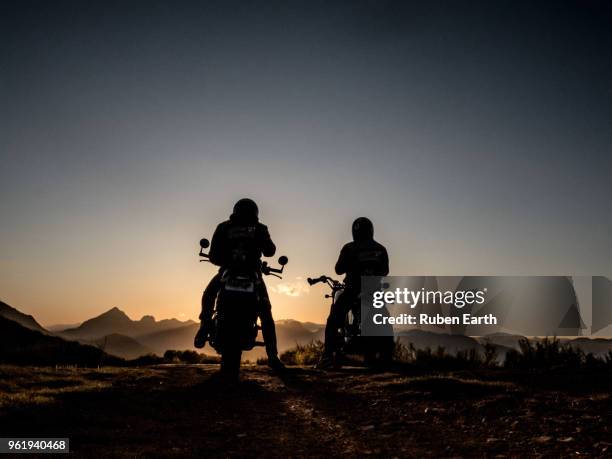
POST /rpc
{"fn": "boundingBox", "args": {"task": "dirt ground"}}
[0,364,610,457]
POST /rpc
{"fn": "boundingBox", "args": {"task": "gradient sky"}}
[1,0,611,326]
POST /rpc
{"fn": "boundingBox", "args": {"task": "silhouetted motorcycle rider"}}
[194,198,285,371]
[319,217,389,368]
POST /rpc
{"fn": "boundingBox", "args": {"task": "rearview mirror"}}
[200,238,210,249]
[278,256,288,266]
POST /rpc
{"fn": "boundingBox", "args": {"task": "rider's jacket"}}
[335,239,389,290]
[209,213,276,271]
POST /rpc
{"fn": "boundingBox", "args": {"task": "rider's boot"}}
[267,354,286,372]
[315,352,336,370]
[265,340,286,372]
[260,308,285,372]
[316,327,343,369]
[194,321,209,349]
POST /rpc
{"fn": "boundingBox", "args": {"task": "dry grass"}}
[0,366,156,410]
[0,363,610,457]
[279,341,325,365]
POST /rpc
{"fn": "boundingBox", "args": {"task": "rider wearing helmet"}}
[319,217,389,368]
[194,198,285,371]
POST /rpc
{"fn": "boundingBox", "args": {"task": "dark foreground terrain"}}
[0,364,610,458]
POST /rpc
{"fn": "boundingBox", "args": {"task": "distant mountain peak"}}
[140,315,156,323]
[98,307,131,321]
[59,307,133,336]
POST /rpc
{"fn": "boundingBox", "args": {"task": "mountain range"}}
[0,315,123,366]
[50,308,325,359]
[45,306,325,360]
[59,307,196,340]
[127,318,326,360]
[1,300,611,362]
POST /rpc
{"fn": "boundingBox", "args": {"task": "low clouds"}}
[270,279,310,297]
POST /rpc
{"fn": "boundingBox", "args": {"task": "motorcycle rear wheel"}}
[220,348,242,378]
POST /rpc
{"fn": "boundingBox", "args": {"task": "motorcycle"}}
[199,238,288,376]
[307,275,394,367]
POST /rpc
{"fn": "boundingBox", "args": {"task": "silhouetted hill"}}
[566,337,612,357]
[275,319,324,344]
[397,330,483,355]
[0,316,123,366]
[294,321,325,333]
[478,334,612,356]
[136,320,324,359]
[46,322,82,332]
[136,323,199,355]
[60,307,195,341]
[0,301,48,334]
[92,334,154,360]
[477,332,527,350]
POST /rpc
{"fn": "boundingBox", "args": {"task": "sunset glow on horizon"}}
[2,1,611,327]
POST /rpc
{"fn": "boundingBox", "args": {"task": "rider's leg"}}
[194,272,222,348]
[200,272,222,321]
[258,285,278,357]
[322,289,354,358]
[257,282,285,370]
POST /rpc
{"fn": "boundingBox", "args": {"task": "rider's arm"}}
[380,246,390,276]
[208,223,226,267]
[258,224,276,257]
[334,243,351,275]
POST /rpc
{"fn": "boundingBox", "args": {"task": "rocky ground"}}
[0,364,610,457]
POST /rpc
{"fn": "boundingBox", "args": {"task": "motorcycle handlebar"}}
[266,266,283,274]
[307,276,327,286]
[261,261,285,278]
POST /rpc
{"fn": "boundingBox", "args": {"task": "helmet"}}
[352,217,374,241]
[232,198,259,223]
